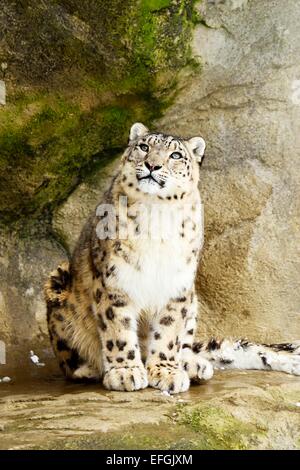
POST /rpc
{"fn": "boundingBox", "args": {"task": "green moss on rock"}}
[0,0,199,225]
[28,404,264,450]
[176,404,262,450]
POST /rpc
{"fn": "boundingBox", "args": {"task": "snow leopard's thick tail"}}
[193,338,300,376]
[44,261,71,313]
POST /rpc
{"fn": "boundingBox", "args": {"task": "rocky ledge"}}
[0,370,299,450]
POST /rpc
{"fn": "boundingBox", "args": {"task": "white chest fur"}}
[115,239,195,312]
[112,199,203,313]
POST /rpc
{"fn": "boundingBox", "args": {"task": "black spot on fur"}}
[166,304,176,312]
[86,305,93,316]
[98,315,107,331]
[56,339,69,352]
[169,356,175,361]
[54,313,64,321]
[267,342,295,352]
[121,317,131,329]
[94,289,102,303]
[50,267,71,294]
[187,329,194,335]
[106,265,116,278]
[206,338,221,351]
[100,211,108,219]
[66,350,81,371]
[160,316,174,326]
[113,300,127,307]
[181,307,187,319]
[154,332,161,340]
[176,296,187,303]
[116,357,124,363]
[259,353,271,368]
[127,350,135,360]
[116,340,127,351]
[106,340,114,351]
[46,301,60,321]
[114,241,122,252]
[192,342,203,353]
[159,352,167,361]
[239,338,250,349]
[220,358,233,365]
[106,307,115,321]
[168,341,174,350]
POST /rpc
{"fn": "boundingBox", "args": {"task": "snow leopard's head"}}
[121,123,206,198]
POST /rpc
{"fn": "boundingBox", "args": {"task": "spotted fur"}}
[45,123,300,394]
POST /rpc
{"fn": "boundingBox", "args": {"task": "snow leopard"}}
[45,123,300,394]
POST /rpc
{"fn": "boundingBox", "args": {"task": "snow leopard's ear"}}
[186,136,206,163]
[129,122,149,142]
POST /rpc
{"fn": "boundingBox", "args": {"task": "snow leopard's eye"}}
[170,152,183,160]
[139,144,149,152]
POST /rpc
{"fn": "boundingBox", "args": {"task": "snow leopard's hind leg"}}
[45,262,101,382]
[192,338,300,376]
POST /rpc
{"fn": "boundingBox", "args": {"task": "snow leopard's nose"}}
[144,161,162,172]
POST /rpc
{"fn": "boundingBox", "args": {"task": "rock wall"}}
[0,0,195,223]
[0,228,66,372]
[0,0,198,369]
[159,0,300,341]
[1,0,300,370]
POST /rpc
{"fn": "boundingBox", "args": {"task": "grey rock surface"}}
[0,371,299,450]
[1,0,300,369]
[158,0,300,341]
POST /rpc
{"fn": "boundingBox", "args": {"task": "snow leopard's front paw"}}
[182,348,214,382]
[103,365,148,391]
[147,364,190,394]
